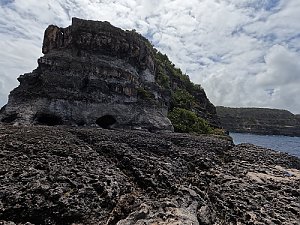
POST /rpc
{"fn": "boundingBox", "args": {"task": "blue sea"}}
[230,132,300,158]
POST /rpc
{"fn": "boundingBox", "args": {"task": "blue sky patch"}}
[265,88,275,96]
[264,0,281,11]
[243,0,281,11]
[261,33,277,43]
[0,0,14,6]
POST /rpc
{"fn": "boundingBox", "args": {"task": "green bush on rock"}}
[137,87,155,101]
[171,89,197,110]
[142,40,220,135]
[168,107,212,134]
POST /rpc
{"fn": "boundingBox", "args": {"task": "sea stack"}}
[0,18,219,131]
[1,18,175,131]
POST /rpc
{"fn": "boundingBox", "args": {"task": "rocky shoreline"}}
[1,125,299,224]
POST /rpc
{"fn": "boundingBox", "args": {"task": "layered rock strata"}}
[0,18,173,131]
[217,106,300,136]
[0,18,220,131]
[0,125,299,224]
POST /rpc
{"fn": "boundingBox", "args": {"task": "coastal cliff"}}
[1,125,300,224]
[1,18,300,225]
[0,18,219,131]
[216,106,300,136]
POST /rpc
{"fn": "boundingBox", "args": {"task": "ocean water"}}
[230,132,300,158]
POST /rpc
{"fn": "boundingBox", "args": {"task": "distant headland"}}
[216,106,300,137]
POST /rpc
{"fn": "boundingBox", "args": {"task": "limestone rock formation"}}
[0,18,219,131]
[0,18,172,131]
[216,106,300,136]
[1,125,300,224]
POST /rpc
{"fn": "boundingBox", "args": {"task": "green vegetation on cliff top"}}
[136,33,224,135]
[144,39,217,134]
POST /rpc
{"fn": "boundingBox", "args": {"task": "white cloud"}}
[256,45,300,86]
[0,0,300,113]
[254,45,300,112]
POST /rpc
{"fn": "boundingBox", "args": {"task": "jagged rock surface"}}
[217,106,300,137]
[1,125,300,225]
[0,18,219,131]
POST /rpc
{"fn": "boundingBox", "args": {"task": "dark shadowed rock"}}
[0,125,299,224]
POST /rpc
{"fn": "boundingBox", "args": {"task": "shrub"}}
[171,89,197,110]
[137,87,154,100]
[156,65,170,88]
[168,107,212,134]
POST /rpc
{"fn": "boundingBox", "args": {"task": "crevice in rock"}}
[70,131,159,193]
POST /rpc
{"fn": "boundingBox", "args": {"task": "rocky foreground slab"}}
[0,125,299,225]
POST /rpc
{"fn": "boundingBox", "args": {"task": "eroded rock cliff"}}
[0,18,219,131]
[0,18,172,131]
[217,106,300,136]
[0,125,299,224]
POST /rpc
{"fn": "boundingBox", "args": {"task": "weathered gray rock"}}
[0,125,299,224]
[0,18,173,131]
[1,17,221,131]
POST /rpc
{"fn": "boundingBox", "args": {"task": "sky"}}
[0,0,300,114]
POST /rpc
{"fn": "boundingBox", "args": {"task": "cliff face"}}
[216,106,300,136]
[0,18,172,131]
[0,18,219,130]
[1,125,300,224]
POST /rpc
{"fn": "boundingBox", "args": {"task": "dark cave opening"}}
[96,115,116,129]
[35,113,63,126]
[1,113,18,123]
